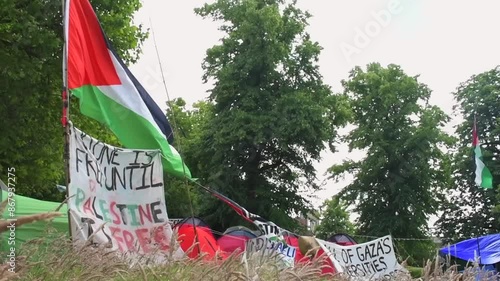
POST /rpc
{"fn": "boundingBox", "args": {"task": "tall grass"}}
[4,233,329,281]
[1,199,498,280]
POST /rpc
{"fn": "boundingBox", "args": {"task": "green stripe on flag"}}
[71,85,191,179]
[474,145,493,189]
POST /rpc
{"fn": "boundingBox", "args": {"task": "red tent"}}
[218,226,257,255]
[283,231,308,264]
[174,217,224,260]
[315,247,337,275]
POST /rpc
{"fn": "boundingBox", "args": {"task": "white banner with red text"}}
[68,125,181,262]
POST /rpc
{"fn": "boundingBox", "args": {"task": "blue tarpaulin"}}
[440,234,500,265]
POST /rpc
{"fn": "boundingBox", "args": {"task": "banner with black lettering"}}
[245,236,296,268]
[68,125,179,260]
[316,235,405,279]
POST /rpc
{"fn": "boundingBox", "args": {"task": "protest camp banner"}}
[68,125,177,259]
[245,236,296,268]
[168,218,184,226]
[316,235,405,279]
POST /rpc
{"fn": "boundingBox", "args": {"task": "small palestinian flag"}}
[64,0,191,178]
[472,117,493,189]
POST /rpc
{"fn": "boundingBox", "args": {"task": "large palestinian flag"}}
[472,117,493,189]
[64,0,191,178]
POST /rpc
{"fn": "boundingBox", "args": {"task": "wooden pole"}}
[61,0,73,239]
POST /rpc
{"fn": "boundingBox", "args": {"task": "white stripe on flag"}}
[97,51,165,140]
[475,158,486,186]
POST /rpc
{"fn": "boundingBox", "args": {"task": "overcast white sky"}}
[129,0,500,210]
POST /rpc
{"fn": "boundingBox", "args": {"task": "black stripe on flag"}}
[101,31,175,144]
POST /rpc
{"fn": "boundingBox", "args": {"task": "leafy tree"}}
[330,63,452,260]
[315,196,355,240]
[193,0,349,231]
[436,66,500,243]
[0,0,147,200]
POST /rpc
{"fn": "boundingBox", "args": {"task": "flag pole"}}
[62,0,73,239]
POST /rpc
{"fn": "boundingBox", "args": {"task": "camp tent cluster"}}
[3,178,499,278]
[2,0,497,279]
[0,188,359,275]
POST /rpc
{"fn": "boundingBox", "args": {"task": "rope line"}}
[351,234,438,241]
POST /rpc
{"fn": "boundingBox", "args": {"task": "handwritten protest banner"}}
[245,236,296,267]
[253,220,282,237]
[316,235,405,279]
[68,126,176,259]
[168,218,184,226]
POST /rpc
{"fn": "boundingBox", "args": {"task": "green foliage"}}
[163,177,202,219]
[315,196,355,240]
[330,63,452,254]
[436,66,500,243]
[193,0,349,231]
[394,240,437,267]
[0,0,66,200]
[0,0,147,200]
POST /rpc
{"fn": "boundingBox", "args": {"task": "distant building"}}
[296,211,321,233]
